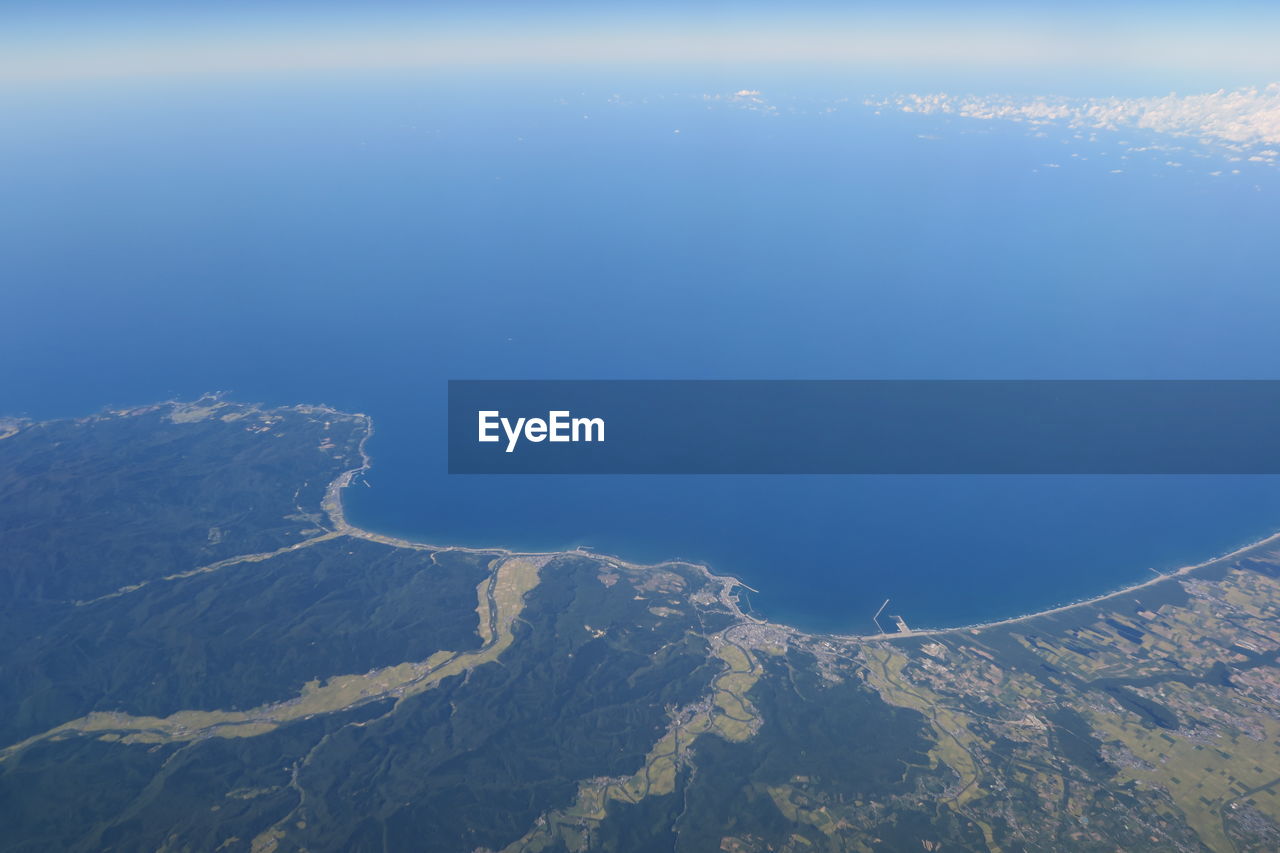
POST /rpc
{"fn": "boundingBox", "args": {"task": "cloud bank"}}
[868,83,1280,159]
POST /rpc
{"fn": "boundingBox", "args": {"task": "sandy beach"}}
[320,404,1280,646]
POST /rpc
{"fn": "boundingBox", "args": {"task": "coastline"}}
[319,403,1280,644]
[318,405,765,625]
[14,395,1277,645]
[839,529,1280,642]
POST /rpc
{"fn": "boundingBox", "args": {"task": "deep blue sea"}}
[4,71,1280,633]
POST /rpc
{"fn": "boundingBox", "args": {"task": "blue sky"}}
[3,2,1279,90]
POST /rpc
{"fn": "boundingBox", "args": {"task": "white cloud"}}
[703,89,779,115]
[866,83,1280,156]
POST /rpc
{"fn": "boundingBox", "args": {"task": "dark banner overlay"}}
[448,380,1280,474]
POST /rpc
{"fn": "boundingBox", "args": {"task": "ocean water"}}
[4,71,1280,632]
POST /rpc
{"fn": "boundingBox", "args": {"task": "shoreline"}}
[16,395,1278,645]
[319,406,765,625]
[839,529,1280,641]
[319,403,1280,644]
